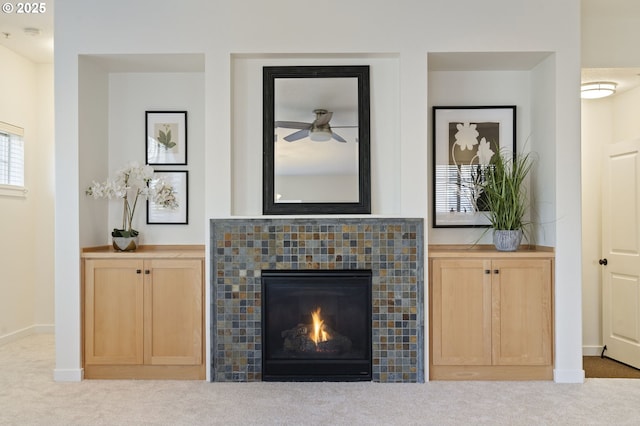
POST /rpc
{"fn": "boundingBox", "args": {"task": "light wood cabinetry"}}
[82,246,205,379]
[429,246,553,380]
[84,258,145,366]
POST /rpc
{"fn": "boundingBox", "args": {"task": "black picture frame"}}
[145,111,187,165]
[263,65,371,215]
[146,170,188,225]
[432,105,516,228]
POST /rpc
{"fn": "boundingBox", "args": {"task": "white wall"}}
[55,0,583,382]
[0,45,54,343]
[78,57,109,247]
[530,56,558,247]
[34,64,55,328]
[611,89,640,142]
[582,0,640,68]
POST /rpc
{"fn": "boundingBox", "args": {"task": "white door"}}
[602,138,640,368]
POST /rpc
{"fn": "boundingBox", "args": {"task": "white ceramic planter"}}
[112,236,139,251]
[493,229,522,252]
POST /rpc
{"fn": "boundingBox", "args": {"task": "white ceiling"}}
[81,54,205,73]
[428,52,553,71]
[0,0,53,63]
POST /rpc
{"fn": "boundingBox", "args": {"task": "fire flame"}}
[310,308,331,345]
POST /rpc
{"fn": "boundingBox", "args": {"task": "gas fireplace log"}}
[281,323,352,354]
[283,335,317,352]
[281,324,308,339]
[317,335,352,353]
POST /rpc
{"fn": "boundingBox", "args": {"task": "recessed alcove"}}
[77,53,206,248]
[427,51,557,248]
[230,53,401,216]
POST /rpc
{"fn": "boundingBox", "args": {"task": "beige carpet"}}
[2,334,640,425]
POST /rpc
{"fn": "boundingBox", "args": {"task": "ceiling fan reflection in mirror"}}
[275,109,357,143]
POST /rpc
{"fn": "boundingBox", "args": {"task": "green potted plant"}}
[481,150,534,251]
[86,162,178,251]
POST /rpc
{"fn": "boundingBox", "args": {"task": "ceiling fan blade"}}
[283,128,310,142]
[332,132,347,143]
[275,121,311,129]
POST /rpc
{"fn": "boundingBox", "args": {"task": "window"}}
[0,121,25,197]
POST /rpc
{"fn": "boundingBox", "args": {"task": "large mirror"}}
[263,65,371,214]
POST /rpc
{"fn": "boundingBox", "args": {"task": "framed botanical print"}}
[432,105,516,228]
[147,170,188,224]
[145,111,187,165]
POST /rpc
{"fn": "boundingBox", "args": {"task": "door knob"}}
[599,258,608,266]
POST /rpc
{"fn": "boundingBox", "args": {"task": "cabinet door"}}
[144,259,203,366]
[84,259,144,365]
[432,259,492,365]
[492,259,552,365]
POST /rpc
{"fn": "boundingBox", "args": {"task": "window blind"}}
[0,121,24,187]
[435,164,480,214]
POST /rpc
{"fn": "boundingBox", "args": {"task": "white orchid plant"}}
[86,162,178,238]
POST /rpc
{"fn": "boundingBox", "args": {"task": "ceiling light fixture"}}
[581,81,617,99]
[309,128,332,142]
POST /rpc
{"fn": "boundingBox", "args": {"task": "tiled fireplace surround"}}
[210,218,424,383]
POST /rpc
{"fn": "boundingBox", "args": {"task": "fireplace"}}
[261,270,372,381]
[210,218,424,383]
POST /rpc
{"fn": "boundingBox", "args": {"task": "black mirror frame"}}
[262,65,371,215]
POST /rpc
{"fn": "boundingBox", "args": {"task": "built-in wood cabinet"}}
[429,246,554,380]
[82,246,205,379]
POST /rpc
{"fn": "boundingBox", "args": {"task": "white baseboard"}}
[54,368,84,382]
[554,368,585,383]
[0,324,54,346]
[583,345,603,356]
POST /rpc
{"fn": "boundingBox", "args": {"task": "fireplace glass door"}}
[261,270,372,381]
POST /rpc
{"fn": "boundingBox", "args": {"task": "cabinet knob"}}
[145,270,151,274]
[494,269,499,274]
[599,258,608,266]
[484,269,491,274]
[136,269,142,274]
